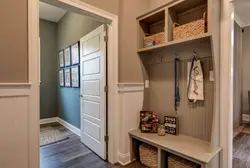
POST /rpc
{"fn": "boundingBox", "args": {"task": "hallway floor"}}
[233,123,250,168]
[40,123,145,168]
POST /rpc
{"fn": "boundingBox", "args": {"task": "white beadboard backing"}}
[139,39,214,142]
[149,57,213,141]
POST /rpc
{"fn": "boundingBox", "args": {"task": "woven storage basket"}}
[173,13,206,41]
[139,143,158,168]
[144,32,165,47]
[168,155,199,168]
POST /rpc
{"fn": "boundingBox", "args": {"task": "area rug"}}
[233,132,250,168]
[40,123,73,147]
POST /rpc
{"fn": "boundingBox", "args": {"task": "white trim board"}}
[220,1,234,168]
[40,117,58,125]
[57,118,81,137]
[117,152,132,166]
[118,83,144,92]
[39,117,81,137]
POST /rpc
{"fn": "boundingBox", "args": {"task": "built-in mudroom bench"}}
[129,0,222,167]
[129,130,222,168]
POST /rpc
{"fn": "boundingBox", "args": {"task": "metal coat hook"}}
[175,53,178,58]
[160,56,164,62]
[175,53,179,60]
[193,50,198,60]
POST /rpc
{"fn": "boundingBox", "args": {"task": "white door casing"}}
[80,25,107,159]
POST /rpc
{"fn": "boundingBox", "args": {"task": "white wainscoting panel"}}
[117,83,144,165]
[0,86,31,168]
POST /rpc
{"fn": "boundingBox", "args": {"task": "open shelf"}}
[138,32,211,53]
[168,0,208,42]
[137,0,209,50]
[138,9,166,49]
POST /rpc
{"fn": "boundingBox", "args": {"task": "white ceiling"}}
[39,1,67,23]
[235,0,250,27]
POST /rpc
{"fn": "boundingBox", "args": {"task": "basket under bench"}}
[129,129,222,168]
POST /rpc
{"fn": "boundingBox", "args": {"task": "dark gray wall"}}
[40,19,58,119]
[233,22,242,129]
[57,12,102,128]
[242,26,250,115]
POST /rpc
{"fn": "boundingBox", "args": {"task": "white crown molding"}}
[234,13,245,27]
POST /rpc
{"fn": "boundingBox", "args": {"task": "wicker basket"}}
[168,155,199,168]
[173,13,206,41]
[139,143,158,168]
[144,32,165,47]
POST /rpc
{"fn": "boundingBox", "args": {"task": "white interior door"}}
[80,25,107,159]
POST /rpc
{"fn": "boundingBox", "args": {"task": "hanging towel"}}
[187,59,204,103]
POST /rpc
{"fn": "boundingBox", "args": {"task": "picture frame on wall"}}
[71,42,80,65]
[59,50,64,68]
[71,66,80,88]
[59,69,64,86]
[64,47,71,67]
[64,68,71,87]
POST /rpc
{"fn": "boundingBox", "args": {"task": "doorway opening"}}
[232,0,250,167]
[36,0,119,166]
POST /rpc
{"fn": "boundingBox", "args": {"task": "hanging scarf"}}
[174,58,180,112]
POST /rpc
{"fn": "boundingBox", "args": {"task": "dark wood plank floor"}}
[40,123,145,168]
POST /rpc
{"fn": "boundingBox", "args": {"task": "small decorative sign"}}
[164,116,178,135]
[140,111,159,133]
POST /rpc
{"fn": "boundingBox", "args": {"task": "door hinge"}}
[104,36,108,42]
[104,24,108,31]
[105,135,109,142]
[104,85,109,92]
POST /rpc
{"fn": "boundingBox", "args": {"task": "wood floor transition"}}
[40,123,145,168]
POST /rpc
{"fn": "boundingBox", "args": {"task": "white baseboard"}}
[242,114,250,122]
[40,117,81,137]
[117,152,131,166]
[40,117,58,125]
[57,117,81,137]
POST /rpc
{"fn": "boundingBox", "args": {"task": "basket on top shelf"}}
[144,32,165,48]
[173,13,207,41]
